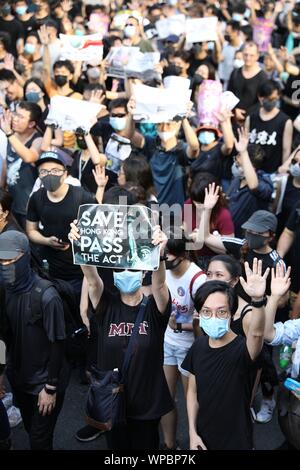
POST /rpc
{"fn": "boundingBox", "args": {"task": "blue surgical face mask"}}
[25,91,41,103]
[198,131,216,145]
[290,162,300,178]
[231,161,244,179]
[75,29,85,36]
[200,316,230,339]
[16,5,27,15]
[113,270,143,294]
[207,41,215,50]
[109,116,127,131]
[124,25,136,38]
[24,43,36,55]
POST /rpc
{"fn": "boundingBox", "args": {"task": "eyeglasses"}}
[39,168,65,177]
[111,113,126,118]
[199,308,230,319]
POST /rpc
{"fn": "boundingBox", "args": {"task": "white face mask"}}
[124,25,136,38]
[233,59,244,69]
[157,130,176,141]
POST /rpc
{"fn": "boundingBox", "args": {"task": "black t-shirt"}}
[286,202,300,292]
[5,283,69,394]
[27,185,96,280]
[182,335,258,450]
[19,16,37,37]
[249,110,289,173]
[0,18,24,56]
[222,237,285,294]
[277,177,300,235]
[95,291,174,420]
[228,68,268,113]
[190,142,223,179]
[188,52,216,77]
[6,132,40,216]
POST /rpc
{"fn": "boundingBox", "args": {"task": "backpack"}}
[30,277,88,363]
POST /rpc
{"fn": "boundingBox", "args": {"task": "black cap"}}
[241,210,278,233]
[0,231,29,260]
[35,151,66,168]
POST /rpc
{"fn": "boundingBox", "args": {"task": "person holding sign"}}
[68,222,174,450]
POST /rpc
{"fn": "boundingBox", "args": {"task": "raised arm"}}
[240,259,269,361]
[277,227,295,258]
[264,264,291,343]
[69,220,104,309]
[235,127,258,190]
[182,111,200,159]
[151,226,170,314]
[216,109,235,156]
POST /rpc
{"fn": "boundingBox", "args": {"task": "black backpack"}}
[30,277,88,363]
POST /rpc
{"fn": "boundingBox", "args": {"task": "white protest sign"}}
[59,33,103,64]
[105,134,132,175]
[163,75,190,90]
[72,204,160,271]
[185,17,218,43]
[46,96,101,133]
[221,91,240,110]
[155,14,186,39]
[132,83,191,123]
[125,51,161,79]
[106,46,140,78]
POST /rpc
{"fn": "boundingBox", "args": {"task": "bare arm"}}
[277,227,295,258]
[84,133,107,166]
[217,109,234,156]
[8,135,41,163]
[151,226,170,315]
[282,119,293,164]
[235,128,258,190]
[41,126,64,151]
[38,26,51,84]
[240,259,270,361]
[182,116,199,159]
[186,374,207,450]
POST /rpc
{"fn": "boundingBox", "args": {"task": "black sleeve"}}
[222,237,245,260]
[26,191,40,222]
[46,340,65,386]
[181,341,196,373]
[81,188,97,204]
[286,204,300,232]
[42,287,66,343]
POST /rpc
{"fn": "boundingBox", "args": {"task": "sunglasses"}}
[111,113,126,118]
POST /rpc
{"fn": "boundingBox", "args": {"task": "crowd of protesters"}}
[0,0,300,452]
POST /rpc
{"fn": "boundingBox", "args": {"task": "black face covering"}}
[42,174,63,192]
[245,232,269,250]
[76,136,88,150]
[0,252,35,294]
[54,75,68,87]
[165,258,183,271]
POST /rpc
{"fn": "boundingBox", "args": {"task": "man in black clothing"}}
[0,230,69,450]
[183,263,268,450]
[245,80,293,174]
[26,150,103,298]
[0,2,24,57]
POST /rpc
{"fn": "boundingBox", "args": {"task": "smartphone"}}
[57,239,69,246]
[284,377,300,393]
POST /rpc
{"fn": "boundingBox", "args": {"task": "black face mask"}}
[224,34,231,42]
[0,252,34,294]
[1,5,11,16]
[42,174,63,192]
[54,75,68,87]
[245,232,269,250]
[165,258,183,271]
[76,136,88,150]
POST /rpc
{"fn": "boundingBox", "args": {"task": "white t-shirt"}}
[164,262,207,349]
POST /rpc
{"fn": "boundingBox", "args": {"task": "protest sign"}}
[87,13,109,35]
[72,204,160,271]
[59,33,103,64]
[221,91,240,111]
[105,134,132,174]
[106,46,140,78]
[46,96,101,133]
[163,75,190,90]
[185,17,218,44]
[155,14,186,39]
[132,83,191,123]
[253,18,273,53]
[197,80,223,126]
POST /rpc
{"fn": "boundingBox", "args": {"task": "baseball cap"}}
[196,124,222,138]
[241,210,278,233]
[165,34,180,43]
[35,151,67,168]
[0,231,29,260]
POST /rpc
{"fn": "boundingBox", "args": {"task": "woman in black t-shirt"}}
[69,222,174,450]
[182,263,268,450]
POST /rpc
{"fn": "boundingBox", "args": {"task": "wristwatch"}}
[5,131,14,138]
[251,296,267,308]
[174,322,182,333]
[44,385,57,395]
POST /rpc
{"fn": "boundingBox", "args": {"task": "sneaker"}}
[75,425,105,442]
[7,406,22,428]
[255,398,276,423]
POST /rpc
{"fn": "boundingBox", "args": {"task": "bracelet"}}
[5,131,14,138]
[174,322,182,333]
[44,385,57,395]
[160,255,168,262]
[251,296,267,308]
